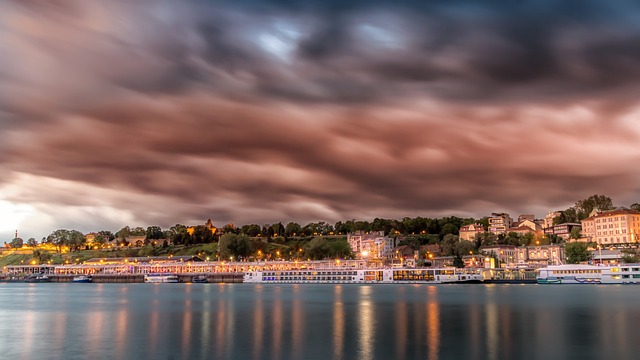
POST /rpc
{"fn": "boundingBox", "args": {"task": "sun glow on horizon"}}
[0,200,35,234]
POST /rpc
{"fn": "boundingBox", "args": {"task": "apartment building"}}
[580,208,640,245]
[488,213,513,234]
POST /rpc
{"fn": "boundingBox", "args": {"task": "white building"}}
[347,231,396,259]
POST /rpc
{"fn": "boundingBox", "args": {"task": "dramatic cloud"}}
[2,0,640,239]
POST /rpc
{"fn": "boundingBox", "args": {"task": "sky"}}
[2,0,640,241]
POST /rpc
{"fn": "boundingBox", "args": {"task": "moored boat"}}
[72,275,93,283]
[244,267,483,284]
[144,273,179,283]
[537,264,640,284]
[24,273,51,283]
[192,275,208,283]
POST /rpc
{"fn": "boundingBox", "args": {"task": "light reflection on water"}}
[1,283,640,360]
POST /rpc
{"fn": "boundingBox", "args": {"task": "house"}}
[459,223,485,241]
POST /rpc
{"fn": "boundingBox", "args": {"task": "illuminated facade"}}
[488,213,513,234]
[459,223,485,241]
[347,231,396,259]
[581,208,640,245]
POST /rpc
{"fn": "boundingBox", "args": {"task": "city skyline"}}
[2,0,640,241]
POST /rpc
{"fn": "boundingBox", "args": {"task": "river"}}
[0,283,638,359]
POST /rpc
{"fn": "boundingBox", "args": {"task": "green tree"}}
[570,227,582,240]
[9,237,23,248]
[630,203,640,211]
[130,227,146,236]
[241,224,261,237]
[115,226,131,240]
[565,242,592,264]
[46,229,85,252]
[440,234,459,256]
[574,194,614,220]
[146,226,164,240]
[26,237,38,248]
[285,222,302,237]
[219,233,253,260]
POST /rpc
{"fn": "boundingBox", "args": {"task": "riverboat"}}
[243,268,483,284]
[72,275,93,283]
[192,275,208,283]
[537,264,640,284]
[144,274,179,283]
[24,273,51,283]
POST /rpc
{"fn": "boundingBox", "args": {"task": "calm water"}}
[1,283,639,360]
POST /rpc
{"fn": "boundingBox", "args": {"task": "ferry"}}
[144,274,179,283]
[72,275,93,283]
[537,264,640,284]
[244,268,483,284]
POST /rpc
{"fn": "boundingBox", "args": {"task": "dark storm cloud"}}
[2,0,640,239]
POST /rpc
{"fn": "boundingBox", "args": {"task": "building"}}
[479,245,517,267]
[580,208,640,245]
[514,245,565,268]
[513,218,542,232]
[347,231,396,259]
[544,211,561,229]
[518,214,535,222]
[488,213,513,234]
[508,226,536,236]
[459,223,485,242]
[550,223,581,240]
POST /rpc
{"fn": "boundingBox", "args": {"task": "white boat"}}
[144,274,179,283]
[243,268,483,284]
[72,275,93,283]
[537,264,640,284]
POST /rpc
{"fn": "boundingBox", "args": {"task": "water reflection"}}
[252,285,264,360]
[358,286,374,360]
[394,288,407,360]
[3,284,640,360]
[291,285,303,359]
[333,285,345,360]
[271,286,283,360]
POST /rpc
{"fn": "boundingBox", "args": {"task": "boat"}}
[24,273,51,283]
[537,264,640,284]
[144,273,179,283]
[192,275,208,283]
[72,275,93,283]
[243,267,483,284]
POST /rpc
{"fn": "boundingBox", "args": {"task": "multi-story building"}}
[550,223,581,240]
[479,245,517,267]
[459,223,485,241]
[544,211,561,229]
[515,245,565,268]
[347,231,396,259]
[581,208,640,245]
[488,213,513,234]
